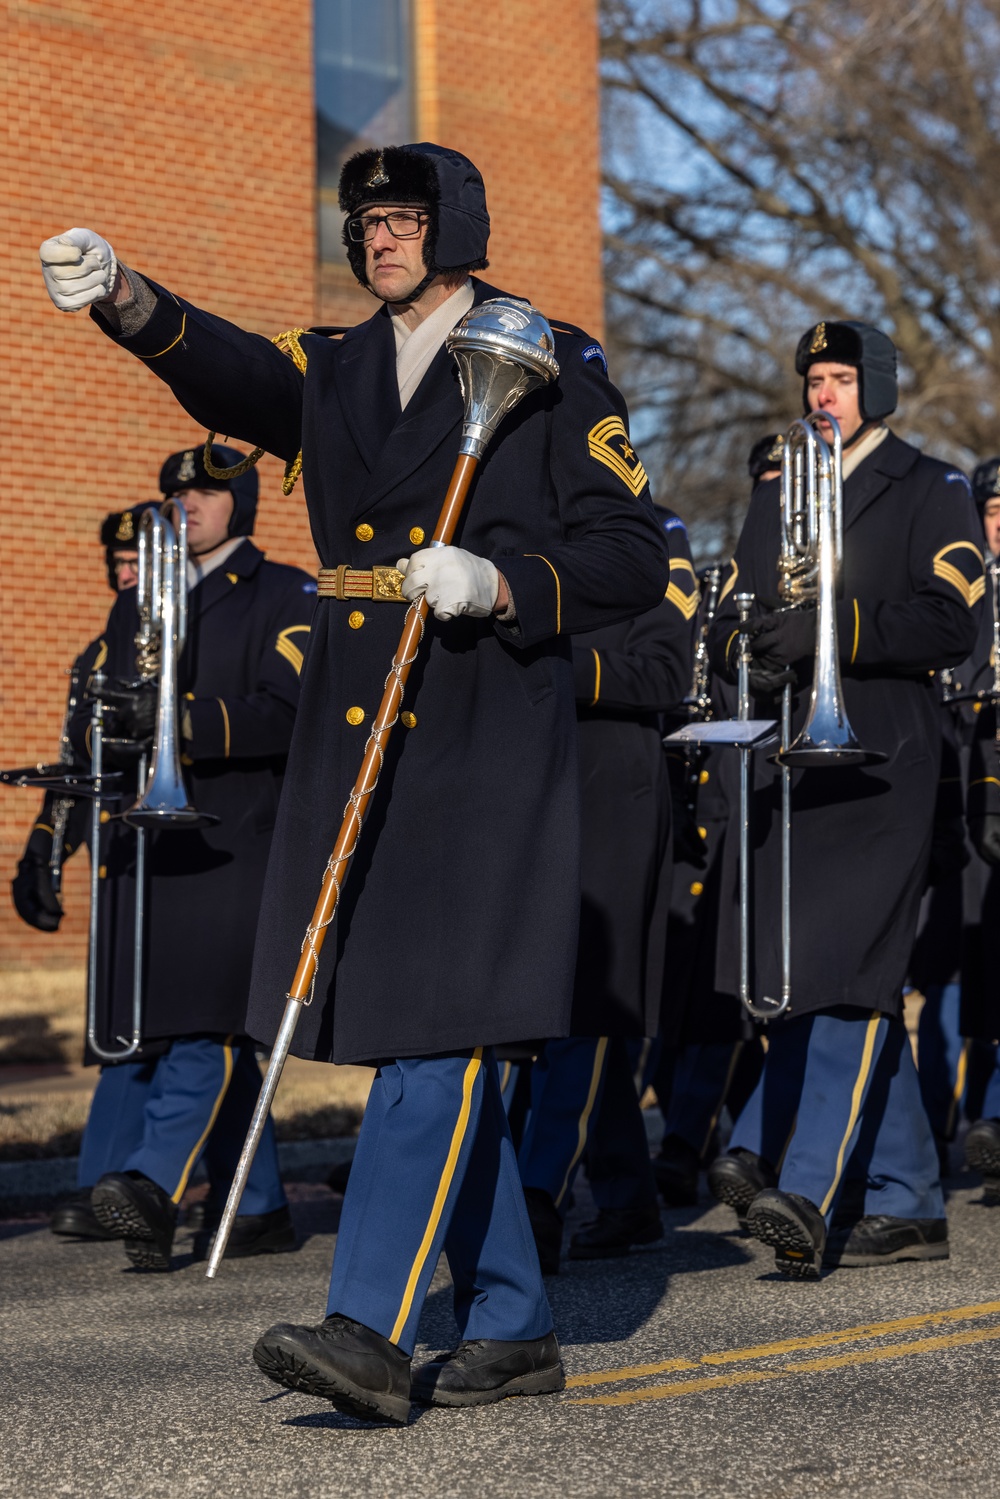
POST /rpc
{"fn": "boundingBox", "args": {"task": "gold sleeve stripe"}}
[587,416,648,497]
[725,629,739,662]
[275,624,312,677]
[92,639,108,674]
[718,561,739,606]
[969,776,1000,788]
[590,648,601,708]
[217,698,231,759]
[933,557,986,607]
[140,312,187,361]
[33,823,55,836]
[850,599,860,665]
[525,554,562,634]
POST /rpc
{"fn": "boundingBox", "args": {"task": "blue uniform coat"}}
[708,432,982,1019]
[94,277,671,1063]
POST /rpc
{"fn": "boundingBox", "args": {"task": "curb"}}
[0,1135,357,1206]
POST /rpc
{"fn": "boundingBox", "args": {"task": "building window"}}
[315,0,412,264]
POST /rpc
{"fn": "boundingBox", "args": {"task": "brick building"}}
[0,0,603,968]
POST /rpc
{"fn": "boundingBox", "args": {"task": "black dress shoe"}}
[90,1171,178,1271]
[192,1204,297,1260]
[411,1332,565,1407]
[49,1189,115,1240]
[746,1189,826,1279]
[253,1314,411,1424]
[707,1150,778,1219]
[568,1205,663,1259]
[522,1187,563,1275]
[653,1134,700,1207]
[966,1118,1000,1204]
[823,1215,949,1267]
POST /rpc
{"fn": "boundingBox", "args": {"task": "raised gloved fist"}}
[39,227,118,312]
[11,854,62,932]
[396,546,499,622]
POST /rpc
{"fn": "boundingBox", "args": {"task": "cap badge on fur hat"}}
[768,435,785,463]
[808,323,828,355]
[177,450,197,483]
[366,151,390,189]
[115,511,134,542]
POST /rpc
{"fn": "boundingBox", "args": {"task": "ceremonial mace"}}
[207,299,559,1277]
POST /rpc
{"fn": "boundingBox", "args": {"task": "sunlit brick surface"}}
[1,0,600,967]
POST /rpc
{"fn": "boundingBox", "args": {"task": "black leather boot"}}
[824,1215,949,1267]
[192,1204,297,1260]
[965,1117,1000,1204]
[90,1171,178,1271]
[652,1133,700,1207]
[707,1149,778,1219]
[746,1188,826,1279]
[568,1205,663,1259]
[253,1314,411,1424]
[49,1189,115,1240]
[411,1331,565,1407]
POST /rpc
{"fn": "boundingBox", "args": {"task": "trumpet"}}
[86,499,217,1064]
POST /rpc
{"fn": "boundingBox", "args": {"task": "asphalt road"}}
[1,1174,998,1498]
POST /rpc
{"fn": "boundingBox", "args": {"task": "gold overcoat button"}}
[409,527,425,546]
[401,711,417,728]
[348,611,365,629]
[355,523,374,542]
[346,706,365,725]
[698,769,710,784]
[690,881,704,897]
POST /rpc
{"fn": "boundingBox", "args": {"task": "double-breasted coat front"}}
[708,432,983,1020]
[71,540,315,1056]
[95,276,672,1064]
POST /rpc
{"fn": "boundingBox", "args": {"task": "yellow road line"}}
[568,1323,1000,1408]
[565,1299,1000,1389]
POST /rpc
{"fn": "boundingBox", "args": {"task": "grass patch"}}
[0,967,85,1065]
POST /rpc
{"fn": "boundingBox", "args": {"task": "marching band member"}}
[39,141,670,1420]
[707,321,983,1277]
[71,448,315,1269]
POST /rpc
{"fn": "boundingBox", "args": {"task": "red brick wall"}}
[0,0,601,968]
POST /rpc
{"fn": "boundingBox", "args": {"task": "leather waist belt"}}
[317,565,406,602]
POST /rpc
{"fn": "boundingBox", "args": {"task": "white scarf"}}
[391,280,475,410]
[841,423,890,481]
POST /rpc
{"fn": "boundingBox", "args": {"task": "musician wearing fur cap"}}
[707,320,983,1278]
[38,141,671,1421]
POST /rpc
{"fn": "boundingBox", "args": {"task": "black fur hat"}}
[972,457,1000,510]
[794,320,898,422]
[99,502,158,590]
[747,433,785,481]
[158,444,259,538]
[338,142,490,292]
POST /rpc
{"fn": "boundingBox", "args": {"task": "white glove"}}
[39,228,118,312]
[397,546,499,621]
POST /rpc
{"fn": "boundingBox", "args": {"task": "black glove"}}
[969,813,1000,866]
[11,852,62,931]
[748,607,817,666]
[102,683,157,744]
[926,816,971,886]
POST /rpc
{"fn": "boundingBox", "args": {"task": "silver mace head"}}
[446,297,560,460]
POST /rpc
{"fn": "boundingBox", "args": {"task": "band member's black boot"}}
[192,1204,297,1260]
[49,1189,116,1240]
[652,1133,701,1206]
[90,1171,178,1270]
[568,1206,663,1259]
[707,1150,778,1220]
[965,1117,1000,1204]
[253,1315,411,1424]
[746,1189,826,1279]
[823,1215,949,1267]
[411,1332,565,1407]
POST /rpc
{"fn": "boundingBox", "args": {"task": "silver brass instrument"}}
[87,499,217,1064]
[666,413,884,1021]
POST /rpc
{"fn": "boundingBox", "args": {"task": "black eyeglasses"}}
[346,210,428,243]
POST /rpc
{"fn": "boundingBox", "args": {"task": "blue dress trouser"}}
[325,1049,552,1357]
[77,1061,156,1188]
[734,1009,944,1225]
[120,1038,286,1215]
[661,1040,761,1159]
[916,983,969,1141]
[585,1039,658,1213]
[517,1037,610,1213]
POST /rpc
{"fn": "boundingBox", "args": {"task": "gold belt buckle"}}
[371,566,405,602]
[317,565,405,601]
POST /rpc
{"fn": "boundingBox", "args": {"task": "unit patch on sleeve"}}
[581,343,609,377]
[587,416,648,497]
[932,542,985,607]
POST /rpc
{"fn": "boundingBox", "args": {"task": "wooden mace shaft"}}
[287,449,481,1001]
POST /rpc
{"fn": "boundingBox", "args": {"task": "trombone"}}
[667,413,883,1020]
[86,499,216,1063]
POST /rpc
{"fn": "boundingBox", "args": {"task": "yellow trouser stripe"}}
[555,1037,608,1208]
[170,1037,234,1204]
[945,1040,970,1139]
[819,1012,881,1216]
[389,1049,483,1346]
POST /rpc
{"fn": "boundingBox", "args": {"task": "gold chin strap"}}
[203,328,309,496]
